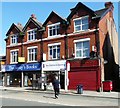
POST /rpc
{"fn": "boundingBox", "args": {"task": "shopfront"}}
[42,60,69,91]
[5,62,41,87]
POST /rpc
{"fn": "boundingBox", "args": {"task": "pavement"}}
[0,86,119,99]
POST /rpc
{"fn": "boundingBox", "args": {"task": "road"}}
[0,90,119,106]
[1,98,63,106]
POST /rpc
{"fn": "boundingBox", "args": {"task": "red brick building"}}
[4,2,118,91]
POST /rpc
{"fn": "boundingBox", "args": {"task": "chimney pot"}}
[17,23,22,26]
[31,14,37,19]
[105,2,113,8]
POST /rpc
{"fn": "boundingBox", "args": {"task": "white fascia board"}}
[48,42,61,47]
[74,38,90,43]
[73,15,89,21]
[27,46,38,49]
[47,22,60,27]
[10,49,19,52]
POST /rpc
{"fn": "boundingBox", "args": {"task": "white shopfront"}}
[42,60,69,91]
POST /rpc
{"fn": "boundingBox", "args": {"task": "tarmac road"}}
[0,90,119,106]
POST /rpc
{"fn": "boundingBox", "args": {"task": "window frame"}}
[48,22,60,37]
[74,38,90,58]
[10,34,18,45]
[27,46,38,62]
[48,42,61,60]
[73,16,89,33]
[27,28,37,41]
[10,49,19,64]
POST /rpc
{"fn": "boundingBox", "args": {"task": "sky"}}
[0,1,119,63]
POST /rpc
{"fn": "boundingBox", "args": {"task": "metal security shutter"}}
[68,71,97,90]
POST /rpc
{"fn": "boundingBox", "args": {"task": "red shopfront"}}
[68,59,101,91]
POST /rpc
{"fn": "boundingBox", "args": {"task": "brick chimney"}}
[105,2,113,8]
[31,14,37,19]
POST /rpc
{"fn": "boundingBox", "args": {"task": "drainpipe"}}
[95,20,102,91]
[64,21,69,59]
[20,32,25,87]
[38,27,45,90]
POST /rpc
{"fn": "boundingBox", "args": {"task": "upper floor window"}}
[27,46,37,62]
[27,29,37,41]
[48,22,60,37]
[11,35,18,45]
[74,38,90,58]
[74,16,89,32]
[10,50,18,63]
[48,43,61,60]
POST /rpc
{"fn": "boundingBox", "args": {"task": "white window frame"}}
[27,28,37,41]
[27,46,38,62]
[48,22,60,37]
[10,49,19,64]
[73,16,89,33]
[48,42,61,60]
[10,34,18,45]
[74,38,90,58]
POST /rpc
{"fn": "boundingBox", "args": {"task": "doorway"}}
[60,73,65,89]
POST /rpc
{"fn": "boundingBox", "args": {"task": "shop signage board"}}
[5,63,41,72]
[42,60,66,71]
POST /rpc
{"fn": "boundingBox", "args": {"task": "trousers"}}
[54,88,59,98]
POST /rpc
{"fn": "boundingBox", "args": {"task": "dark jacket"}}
[52,79,60,89]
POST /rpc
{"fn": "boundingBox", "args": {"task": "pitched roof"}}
[15,23,23,32]
[23,17,42,32]
[6,23,23,36]
[43,11,66,26]
[95,8,108,17]
[0,56,6,61]
[67,2,96,21]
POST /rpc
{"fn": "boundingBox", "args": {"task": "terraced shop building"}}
[4,2,118,91]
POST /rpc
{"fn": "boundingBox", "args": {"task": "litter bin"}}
[103,80,112,92]
[77,85,83,94]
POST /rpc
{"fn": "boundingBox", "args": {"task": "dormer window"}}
[27,28,37,41]
[11,35,18,45]
[74,16,89,32]
[48,22,60,37]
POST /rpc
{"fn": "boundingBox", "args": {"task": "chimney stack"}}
[31,14,37,19]
[105,2,113,8]
[17,23,22,26]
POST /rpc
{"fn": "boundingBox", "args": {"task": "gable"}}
[23,18,42,32]
[67,2,96,21]
[6,23,22,36]
[43,11,66,26]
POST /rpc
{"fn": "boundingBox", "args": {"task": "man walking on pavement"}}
[52,76,60,99]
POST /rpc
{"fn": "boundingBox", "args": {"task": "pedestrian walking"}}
[52,76,60,99]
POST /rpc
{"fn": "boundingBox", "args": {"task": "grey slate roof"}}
[95,8,108,17]
[15,23,23,32]
[32,18,42,27]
